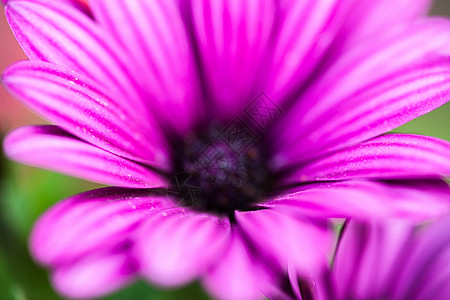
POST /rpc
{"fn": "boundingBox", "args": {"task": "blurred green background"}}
[0,2,449,300]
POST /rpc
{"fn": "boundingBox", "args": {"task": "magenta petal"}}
[275,19,450,163]
[89,0,203,134]
[4,125,165,188]
[51,252,137,299]
[261,290,294,300]
[266,0,349,101]
[3,61,169,166]
[394,216,450,299]
[30,188,173,266]
[5,0,149,115]
[4,0,90,12]
[330,221,414,300]
[275,57,450,165]
[304,19,450,125]
[236,209,333,274]
[202,230,275,300]
[285,134,450,183]
[136,208,230,287]
[191,0,275,119]
[266,180,450,220]
[325,218,450,300]
[300,60,450,159]
[338,0,431,49]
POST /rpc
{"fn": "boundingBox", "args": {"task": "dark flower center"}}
[168,123,272,219]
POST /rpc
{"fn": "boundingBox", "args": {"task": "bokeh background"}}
[1,1,449,299]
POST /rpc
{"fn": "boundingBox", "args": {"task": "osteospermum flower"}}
[274,218,450,300]
[321,218,450,300]
[2,0,450,299]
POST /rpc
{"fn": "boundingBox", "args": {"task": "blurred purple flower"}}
[276,217,450,300]
[2,0,450,299]
[320,218,450,300]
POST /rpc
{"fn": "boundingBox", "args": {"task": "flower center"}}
[169,124,271,218]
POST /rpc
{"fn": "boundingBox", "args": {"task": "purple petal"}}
[3,0,89,10]
[191,0,275,120]
[325,218,450,300]
[266,180,450,220]
[89,0,203,134]
[284,134,450,184]
[330,221,414,299]
[265,0,350,102]
[3,61,169,166]
[236,209,333,274]
[261,285,296,300]
[202,229,276,300]
[5,0,150,115]
[393,216,450,299]
[136,208,230,287]
[304,19,450,124]
[4,125,165,188]
[337,0,432,49]
[298,60,450,161]
[51,251,137,299]
[30,187,173,266]
[275,19,450,163]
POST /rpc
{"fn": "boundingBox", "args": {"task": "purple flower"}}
[2,0,450,299]
[275,217,450,300]
[319,218,450,300]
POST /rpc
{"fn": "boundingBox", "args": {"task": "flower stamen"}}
[169,125,271,218]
